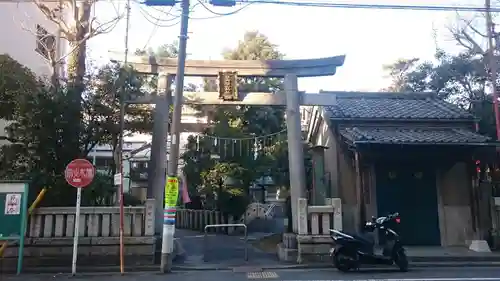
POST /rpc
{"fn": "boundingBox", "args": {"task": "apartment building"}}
[0,2,65,77]
[87,107,209,199]
[0,1,67,146]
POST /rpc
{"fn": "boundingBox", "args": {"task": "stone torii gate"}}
[109,51,346,234]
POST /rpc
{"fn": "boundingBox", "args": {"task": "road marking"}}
[247,272,279,279]
[284,279,500,281]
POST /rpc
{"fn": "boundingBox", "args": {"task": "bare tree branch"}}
[462,29,485,54]
[14,0,124,84]
[31,0,72,36]
[468,22,488,38]
[446,11,488,55]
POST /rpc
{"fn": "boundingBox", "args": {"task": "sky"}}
[88,0,487,94]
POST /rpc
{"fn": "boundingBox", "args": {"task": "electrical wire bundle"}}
[234,0,500,13]
[136,0,182,27]
[134,0,500,55]
[136,0,253,49]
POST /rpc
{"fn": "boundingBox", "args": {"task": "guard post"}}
[0,181,29,275]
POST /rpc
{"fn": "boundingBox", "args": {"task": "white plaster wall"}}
[0,2,68,144]
[312,113,357,231]
[0,2,67,78]
[437,162,474,246]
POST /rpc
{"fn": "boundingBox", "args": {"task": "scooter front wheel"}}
[394,248,409,272]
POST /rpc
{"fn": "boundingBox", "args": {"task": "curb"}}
[172,261,500,271]
[5,261,500,275]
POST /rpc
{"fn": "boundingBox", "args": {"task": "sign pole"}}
[64,158,95,276]
[71,187,82,276]
[16,183,29,275]
[114,171,125,274]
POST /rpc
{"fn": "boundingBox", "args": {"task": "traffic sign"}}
[65,159,95,188]
[164,176,179,208]
[114,173,122,186]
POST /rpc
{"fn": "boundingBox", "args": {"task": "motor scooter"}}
[329,212,408,272]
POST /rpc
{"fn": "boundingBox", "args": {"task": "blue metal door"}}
[376,165,441,246]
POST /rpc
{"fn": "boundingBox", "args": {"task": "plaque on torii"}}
[218,71,238,101]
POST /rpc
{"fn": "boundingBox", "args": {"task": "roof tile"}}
[324,92,473,120]
[340,126,490,144]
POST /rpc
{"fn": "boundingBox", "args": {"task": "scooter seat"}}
[345,232,375,246]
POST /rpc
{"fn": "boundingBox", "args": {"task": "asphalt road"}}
[3,267,500,281]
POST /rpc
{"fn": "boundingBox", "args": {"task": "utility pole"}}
[485,0,500,248]
[160,0,190,273]
[485,0,500,141]
[117,0,131,274]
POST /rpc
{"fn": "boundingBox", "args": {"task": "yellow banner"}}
[164,176,179,208]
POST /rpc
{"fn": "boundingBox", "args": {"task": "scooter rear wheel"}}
[333,249,356,272]
[394,248,409,272]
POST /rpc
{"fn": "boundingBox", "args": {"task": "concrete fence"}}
[277,198,342,263]
[4,199,156,258]
[28,200,155,238]
[297,198,342,236]
[296,198,342,261]
[175,209,236,233]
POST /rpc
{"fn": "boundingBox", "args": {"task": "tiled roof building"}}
[320,92,490,145]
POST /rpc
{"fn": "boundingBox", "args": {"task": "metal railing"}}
[264,203,277,217]
[203,223,248,262]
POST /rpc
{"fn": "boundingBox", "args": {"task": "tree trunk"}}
[65,1,91,157]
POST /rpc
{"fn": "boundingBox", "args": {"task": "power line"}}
[133,0,180,19]
[141,5,177,49]
[138,0,250,27]
[137,3,181,22]
[236,0,500,12]
[4,0,500,12]
[142,21,160,49]
[137,4,183,27]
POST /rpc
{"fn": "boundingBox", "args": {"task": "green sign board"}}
[0,181,29,275]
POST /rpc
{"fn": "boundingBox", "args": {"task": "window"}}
[95,157,113,168]
[35,24,56,61]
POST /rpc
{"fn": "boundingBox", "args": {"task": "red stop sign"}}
[65,159,95,188]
